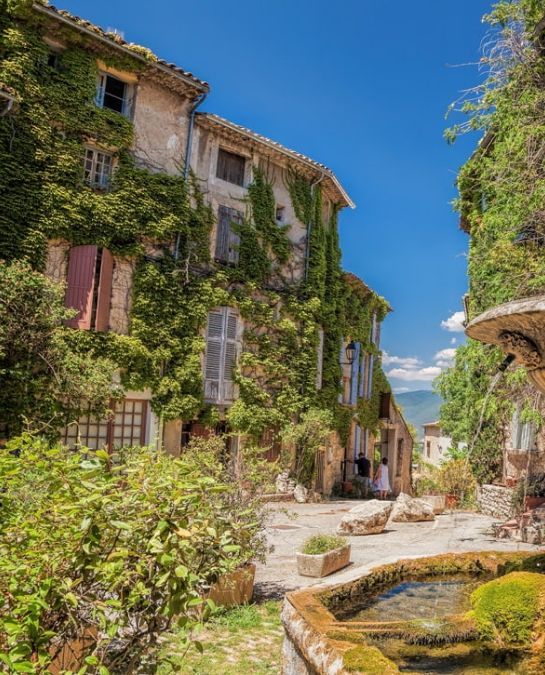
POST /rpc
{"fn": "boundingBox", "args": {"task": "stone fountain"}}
[465,295,545,393]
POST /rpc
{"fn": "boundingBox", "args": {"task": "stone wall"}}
[477,484,515,520]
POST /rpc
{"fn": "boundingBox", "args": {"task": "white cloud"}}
[450,337,457,345]
[382,351,422,368]
[441,311,465,333]
[433,348,456,369]
[386,366,442,382]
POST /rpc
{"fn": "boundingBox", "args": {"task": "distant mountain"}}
[395,390,443,439]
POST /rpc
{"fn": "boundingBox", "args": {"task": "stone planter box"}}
[296,544,351,578]
[208,563,255,607]
[445,494,459,509]
[420,494,446,514]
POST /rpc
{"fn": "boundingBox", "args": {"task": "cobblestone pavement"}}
[254,500,539,599]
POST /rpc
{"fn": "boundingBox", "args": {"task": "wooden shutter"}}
[205,310,224,402]
[349,341,361,405]
[223,310,238,402]
[359,353,367,398]
[65,245,98,329]
[227,211,242,265]
[216,149,245,186]
[94,249,113,332]
[379,392,391,419]
[366,354,374,399]
[216,206,241,264]
[204,308,239,404]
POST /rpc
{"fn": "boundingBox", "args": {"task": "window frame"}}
[95,72,133,117]
[83,147,114,190]
[216,148,246,186]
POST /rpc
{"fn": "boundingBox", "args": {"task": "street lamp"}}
[345,341,356,365]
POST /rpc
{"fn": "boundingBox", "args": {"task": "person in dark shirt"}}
[353,452,371,498]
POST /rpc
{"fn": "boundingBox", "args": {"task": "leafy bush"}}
[438,459,476,501]
[0,434,267,673]
[280,408,333,487]
[301,534,346,555]
[470,572,545,647]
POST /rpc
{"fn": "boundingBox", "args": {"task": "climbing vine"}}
[1,4,392,473]
[440,0,545,481]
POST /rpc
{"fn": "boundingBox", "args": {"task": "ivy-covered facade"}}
[438,0,545,484]
[1,1,412,493]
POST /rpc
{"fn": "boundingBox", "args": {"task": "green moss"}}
[300,534,346,555]
[342,646,399,674]
[471,572,545,647]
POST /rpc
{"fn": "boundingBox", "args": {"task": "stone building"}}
[422,421,453,467]
[1,4,412,495]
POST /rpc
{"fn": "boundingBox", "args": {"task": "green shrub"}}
[470,571,545,647]
[0,434,267,673]
[301,534,346,555]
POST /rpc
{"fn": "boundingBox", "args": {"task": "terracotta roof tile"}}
[35,3,209,91]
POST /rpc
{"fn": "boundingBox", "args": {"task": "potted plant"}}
[296,534,350,578]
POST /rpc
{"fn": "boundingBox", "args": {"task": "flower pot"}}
[296,544,351,578]
[525,496,545,511]
[207,563,255,608]
[48,627,97,674]
[342,481,353,494]
[445,494,459,509]
[420,494,446,514]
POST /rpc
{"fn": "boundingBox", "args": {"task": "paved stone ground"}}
[254,500,539,599]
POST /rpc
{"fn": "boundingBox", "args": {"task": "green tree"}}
[0,260,116,436]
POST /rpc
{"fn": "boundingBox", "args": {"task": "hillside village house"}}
[422,422,452,467]
[1,3,412,495]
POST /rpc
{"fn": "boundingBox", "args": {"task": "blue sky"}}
[60,0,491,392]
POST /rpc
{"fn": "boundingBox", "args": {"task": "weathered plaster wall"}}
[191,123,309,282]
[109,258,134,334]
[45,239,70,284]
[132,76,191,175]
[423,425,453,467]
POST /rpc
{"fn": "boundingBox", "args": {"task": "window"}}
[63,399,148,450]
[84,148,113,189]
[204,307,240,404]
[96,73,131,116]
[216,148,246,186]
[396,438,404,477]
[65,245,113,331]
[426,440,431,458]
[316,327,324,390]
[215,205,242,264]
[511,407,537,451]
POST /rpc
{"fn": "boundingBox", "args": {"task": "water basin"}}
[346,577,480,623]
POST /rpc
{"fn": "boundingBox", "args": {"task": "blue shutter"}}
[366,354,374,399]
[349,342,361,405]
[354,424,361,459]
[338,340,345,403]
[359,353,366,398]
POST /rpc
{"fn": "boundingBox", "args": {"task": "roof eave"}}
[198,113,355,209]
[33,3,209,95]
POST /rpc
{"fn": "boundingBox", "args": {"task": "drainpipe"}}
[174,91,208,260]
[304,171,326,280]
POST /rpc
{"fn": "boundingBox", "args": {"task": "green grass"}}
[158,601,283,674]
[301,534,346,555]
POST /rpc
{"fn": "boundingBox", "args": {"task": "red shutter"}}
[65,245,98,329]
[95,249,113,332]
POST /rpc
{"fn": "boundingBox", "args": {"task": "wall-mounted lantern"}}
[345,341,357,365]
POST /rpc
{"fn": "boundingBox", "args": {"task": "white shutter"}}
[521,422,536,451]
